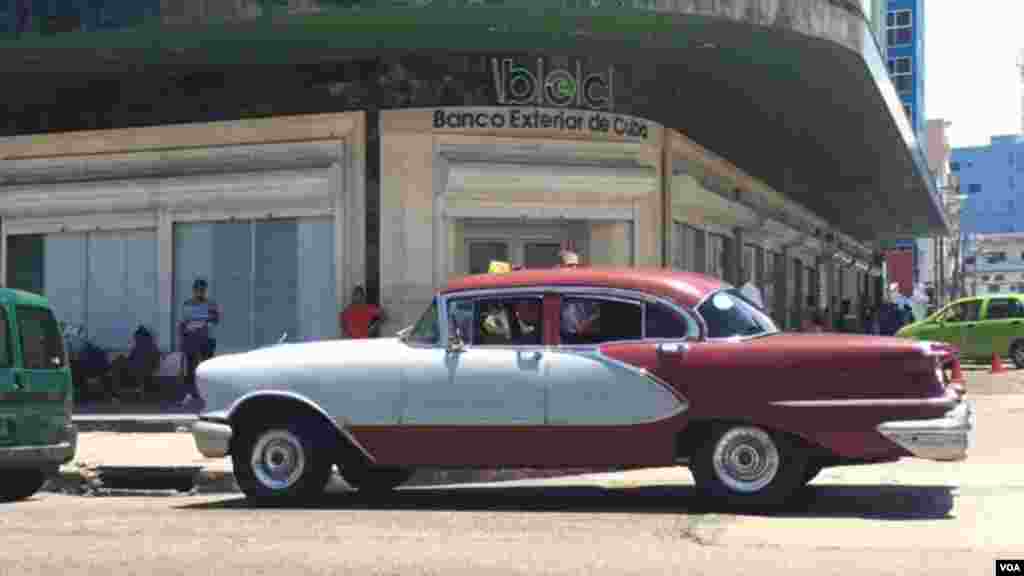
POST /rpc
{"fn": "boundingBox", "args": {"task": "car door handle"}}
[657,343,687,356]
[518,350,542,361]
[966,324,976,328]
[1012,321,1022,326]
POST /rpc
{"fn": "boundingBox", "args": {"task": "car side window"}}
[986,298,1015,320]
[1007,299,1024,318]
[560,296,642,345]
[964,300,983,322]
[0,307,10,368]
[645,300,698,340]
[938,304,961,323]
[16,306,65,370]
[407,299,440,346]
[448,296,543,347]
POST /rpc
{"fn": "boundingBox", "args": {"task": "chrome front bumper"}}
[192,417,233,458]
[877,400,975,461]
[0,424,77,468]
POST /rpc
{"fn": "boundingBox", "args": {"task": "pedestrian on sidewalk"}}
[179,278,219,407]
[340,285,385,339]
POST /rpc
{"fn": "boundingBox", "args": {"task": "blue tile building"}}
[886,0,926,139]
[952,136,1024,235]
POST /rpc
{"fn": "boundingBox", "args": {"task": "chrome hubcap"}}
[712,427,780,493]
[250,430,306,491]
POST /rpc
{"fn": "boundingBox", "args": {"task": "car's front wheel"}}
[692,424,808,509]
[233,418,332,503]
[0,469,47,502]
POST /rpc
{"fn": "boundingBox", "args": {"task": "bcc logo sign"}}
[491,58,614,111]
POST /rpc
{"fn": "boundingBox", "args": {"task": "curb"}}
[72,415,198,434]
[45,466,239,496]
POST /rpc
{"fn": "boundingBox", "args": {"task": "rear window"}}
[16,306,66,370]
[0,307,10,368]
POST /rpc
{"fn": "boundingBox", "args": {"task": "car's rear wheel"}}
[340,466,414,494]
[692,424,808,509]
[1011,340,1024,370]
[232,418,332,503]
[0,469,47,502]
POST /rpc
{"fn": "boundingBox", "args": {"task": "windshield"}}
[697,289,779,339]
[405,298,440,346]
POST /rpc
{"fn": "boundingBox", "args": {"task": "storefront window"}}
[672,222,699,272]
[524,243,561,269]
[707,233,729,280]
[173,217,336,354]
[468,241,509,274]
[7,230,158,352]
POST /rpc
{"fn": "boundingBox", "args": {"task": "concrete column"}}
[157,210,174,352]
[730,227,744,286]
[826,258,836,330]
[775,249,789,330]
[0,215,5,288]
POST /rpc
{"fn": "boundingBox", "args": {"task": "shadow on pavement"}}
[177,482,956,520]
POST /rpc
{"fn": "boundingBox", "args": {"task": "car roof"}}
[0,287,50,308]
[441,267,729,308]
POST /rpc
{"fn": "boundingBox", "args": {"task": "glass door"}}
[523,243,562,269]
[468,241,510,275]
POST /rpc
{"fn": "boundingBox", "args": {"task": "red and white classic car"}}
[192,268,973,507]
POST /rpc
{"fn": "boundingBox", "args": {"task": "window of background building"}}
[996,274,1006,281]
[888,57,912,94]
[982,275,991,281]
[672,222,699,273]
[707,233,728,280]
[886,9,912,46]
[969,183,982,194]
[1010,175,1015,190]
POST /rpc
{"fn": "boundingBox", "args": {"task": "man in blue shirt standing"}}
[179,277,219,407]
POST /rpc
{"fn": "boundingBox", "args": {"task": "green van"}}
[0,288,77,501]
[896,293,1024,369]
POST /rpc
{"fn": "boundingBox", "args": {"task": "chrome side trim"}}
[771,396,959,408]
[877,400,974,461]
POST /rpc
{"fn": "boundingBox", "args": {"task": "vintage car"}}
[192,267,973,507]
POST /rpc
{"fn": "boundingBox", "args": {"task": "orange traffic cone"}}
[990,352,1006,374]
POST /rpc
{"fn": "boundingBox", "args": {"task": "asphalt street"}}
[2,373,1022,576]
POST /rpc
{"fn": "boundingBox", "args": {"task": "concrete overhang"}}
[0,1,947,242]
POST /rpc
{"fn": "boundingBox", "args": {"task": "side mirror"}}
[447,328,466,353]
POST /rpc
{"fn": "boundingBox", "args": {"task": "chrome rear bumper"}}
[877,400,974,461]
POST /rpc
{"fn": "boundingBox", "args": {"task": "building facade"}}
[963,234,1024,296]
[886,0,925,139]
[952,136,1024,236]
[880,0,928,297]
[0,1,947,360]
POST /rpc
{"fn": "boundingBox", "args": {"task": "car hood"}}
[196,338,407,412]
